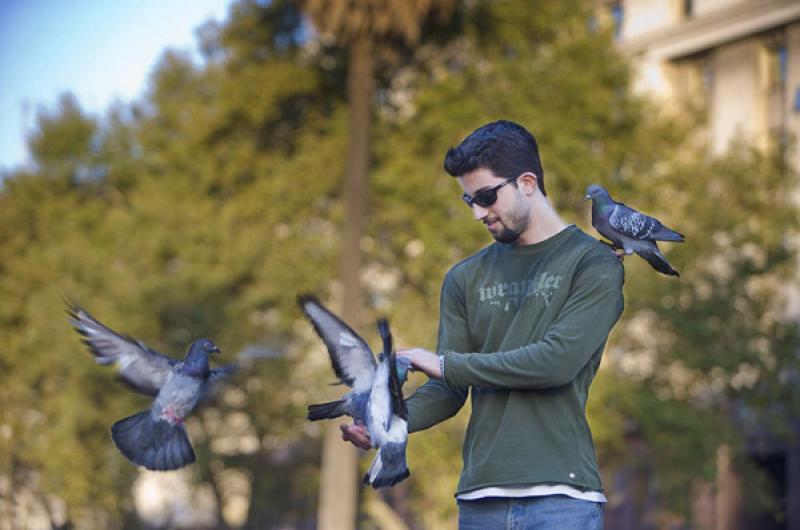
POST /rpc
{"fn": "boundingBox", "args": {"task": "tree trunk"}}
[715,444,741,530]
[316,33,374,530]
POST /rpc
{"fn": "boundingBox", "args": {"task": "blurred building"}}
[600,1,800,529]
[612,0,800,169]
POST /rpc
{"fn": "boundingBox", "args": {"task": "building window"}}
[761,34,788,147]
[669,53,712,112]
[611,1,624,40]
[682,0,694,19]
[673,0,693,21]
[777,46,788,86]
[765,44,788,88]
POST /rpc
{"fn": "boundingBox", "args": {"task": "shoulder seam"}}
[447,244,496,275]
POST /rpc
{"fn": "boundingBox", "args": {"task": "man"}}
[342,120,624,529]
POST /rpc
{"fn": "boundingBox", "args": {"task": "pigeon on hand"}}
[363,319,411,488]
[299,296,410,488]
[585,184,685,277]
[67,302,236,471]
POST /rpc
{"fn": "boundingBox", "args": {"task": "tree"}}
[599,139,800,522]
[0,3,345,526]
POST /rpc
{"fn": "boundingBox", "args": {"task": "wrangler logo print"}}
[478,271,563,310]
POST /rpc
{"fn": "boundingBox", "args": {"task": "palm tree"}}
[300,1,454,529]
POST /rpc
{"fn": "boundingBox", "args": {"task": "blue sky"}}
[0,0,234,171]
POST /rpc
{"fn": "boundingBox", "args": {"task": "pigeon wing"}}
[67,303,177,396]
[207,363,238,386]
[298,295,376,392]
[608,203,663,241]
[388,353,408,420]
[377,319,407,420]
[197,363,239,403]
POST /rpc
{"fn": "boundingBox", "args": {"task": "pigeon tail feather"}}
[367,467,410,489]
[636,247,680,277]
[111,410,196,471]
[651,226,685,242]
[363,445,410,489]
[307,399,348,421]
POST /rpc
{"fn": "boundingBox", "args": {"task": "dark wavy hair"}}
[443,120,546,196]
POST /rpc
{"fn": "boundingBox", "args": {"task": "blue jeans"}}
[457,495,604,530]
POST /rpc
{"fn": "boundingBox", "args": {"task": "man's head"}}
[444,121,547,244]
[443,120,545,196]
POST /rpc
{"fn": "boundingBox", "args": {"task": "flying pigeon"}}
[67,302,236,471]
[585,184,685,276]
[298,295,411,488]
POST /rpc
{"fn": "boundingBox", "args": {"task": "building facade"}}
[614,0,800,167]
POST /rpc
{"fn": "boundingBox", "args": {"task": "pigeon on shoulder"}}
[67,302,236,471]
[585,184,685,277]
[299,295,411,488]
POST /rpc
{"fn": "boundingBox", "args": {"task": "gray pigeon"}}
[67,302,235,471]
[299,296,411,488]
[585,184,685,276]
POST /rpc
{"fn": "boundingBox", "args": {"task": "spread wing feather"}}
[66,302,177,396]
[378,319,407,420]
[298,295,376,392]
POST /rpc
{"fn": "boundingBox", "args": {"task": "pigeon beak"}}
[584,194,591,201]
[212,346,221,354]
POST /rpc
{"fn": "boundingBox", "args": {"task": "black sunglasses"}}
[461,178,516,208]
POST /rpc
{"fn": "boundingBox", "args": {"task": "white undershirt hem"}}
[457,484,607,503]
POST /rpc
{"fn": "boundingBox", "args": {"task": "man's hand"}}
[397,348,442,379]
[340,423,371,450]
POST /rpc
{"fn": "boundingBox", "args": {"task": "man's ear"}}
[518,172,539,195]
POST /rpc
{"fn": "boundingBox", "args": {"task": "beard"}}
[491,223,523,244]
[486,197,530,244]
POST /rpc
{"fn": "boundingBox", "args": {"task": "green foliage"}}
[602,141,800,514]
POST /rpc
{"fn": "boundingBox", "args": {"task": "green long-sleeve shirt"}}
[406,225,624,495]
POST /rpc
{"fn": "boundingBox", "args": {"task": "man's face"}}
[458,168,530,244]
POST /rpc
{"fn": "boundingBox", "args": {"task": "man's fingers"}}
[339,423,354,441]
[340,423,371,450]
